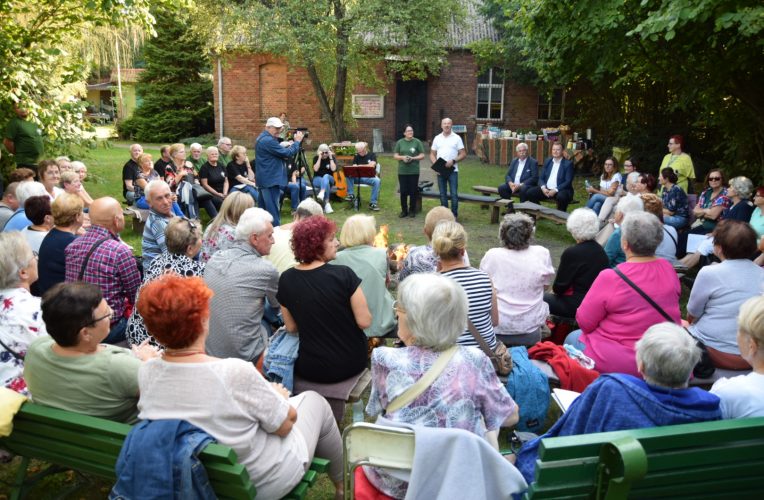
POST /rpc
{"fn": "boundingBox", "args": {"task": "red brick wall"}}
[214,52,541,151]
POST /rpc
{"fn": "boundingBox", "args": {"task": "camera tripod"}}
[291,142,316,202]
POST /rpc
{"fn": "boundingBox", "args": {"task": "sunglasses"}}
[182,216,197,230]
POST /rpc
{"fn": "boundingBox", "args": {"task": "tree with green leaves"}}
[118,8,213,142]
[0,0,157,174]
[476,0,764,181]
[193,0,463,141]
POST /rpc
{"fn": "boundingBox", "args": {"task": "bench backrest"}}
[0,402,255,499]
[526,417,764,499]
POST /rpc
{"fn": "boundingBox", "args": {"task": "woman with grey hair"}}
[126,217,205,347]
[480,213,554,345]
[544,208,609,318]
[722,176,755,222]
[364,272,518,498]
[603,193,644,266]
[567,211,681,377]
[0,232,46,394]
[516,322,721,484]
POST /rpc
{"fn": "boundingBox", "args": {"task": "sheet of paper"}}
[552,388,580,413]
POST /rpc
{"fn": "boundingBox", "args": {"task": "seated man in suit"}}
[497,142,538,202]
[526,142,574,211]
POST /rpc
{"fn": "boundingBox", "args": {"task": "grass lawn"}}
[1,142,689,499]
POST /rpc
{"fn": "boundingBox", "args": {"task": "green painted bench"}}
[0,402,329,500]
[525,417,764,499]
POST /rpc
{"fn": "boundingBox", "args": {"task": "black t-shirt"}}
[154,158,171,177]
[277,264,367,383]
[353,151,377,165]
[312,156,334,177]
[552,239,610,301]
[199,161,227,193]
[122,159,139,197]
[226,160,249,187]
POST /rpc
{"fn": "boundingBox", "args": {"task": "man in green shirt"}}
[217,136,233,166]
[189,142,206,172]
[3,104,44,168]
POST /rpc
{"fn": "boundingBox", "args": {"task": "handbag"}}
[384,346,458,414]
[467,320,512,376]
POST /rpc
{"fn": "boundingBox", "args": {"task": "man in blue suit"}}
[497,142,538,202]
[526,142,575,211]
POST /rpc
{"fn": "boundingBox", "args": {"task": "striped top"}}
[442,267,498,350]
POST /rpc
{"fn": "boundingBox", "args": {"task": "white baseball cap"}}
[266,117,284,128]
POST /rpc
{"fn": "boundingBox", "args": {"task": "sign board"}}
[352,95,384,119]
[452,125,467,133]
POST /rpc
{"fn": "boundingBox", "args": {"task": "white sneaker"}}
[318,189,326,200]
[324,202,334,214]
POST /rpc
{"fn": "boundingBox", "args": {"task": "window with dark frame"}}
[538,89,565,121]
[477,68,504,121]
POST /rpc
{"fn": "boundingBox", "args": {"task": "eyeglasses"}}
[708,177,722,181]
[83,307,114,328]
[392,300,406,316]
[182,216,197,230]
[32,251,39,259]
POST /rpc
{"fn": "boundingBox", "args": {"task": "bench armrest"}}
[596,436,647,500]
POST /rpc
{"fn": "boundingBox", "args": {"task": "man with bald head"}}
[123,144,143,205]
[65,197,141,344]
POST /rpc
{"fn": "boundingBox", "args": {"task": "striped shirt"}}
[141,209,171,268]
[65,225,141,324]
[442,267,498,350]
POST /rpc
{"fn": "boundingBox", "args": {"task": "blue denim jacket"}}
[263,328,300,391]
[110,419,216,500]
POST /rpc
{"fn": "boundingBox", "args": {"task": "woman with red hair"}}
[136,274,344,499]
[660,134,696,193]
[277,216,371,383]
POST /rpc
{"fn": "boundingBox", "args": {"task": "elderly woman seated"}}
[543,208,609,319]
[127,217,205,347]
[686,220,764,370]
[480,213,554,346]
[332,214,396,338]
[516,322,721,483]
[399,206,460,280]
[200,191,254,262]
[277,216,371,384]
[0,232,47,395]
[37,193,85,296]
[61,170,93,208]
[640,193,678,264]
[136,274,344,499]
[364,273,518,498]
[567,212,681,377]
[603,194,644,266]
[711,296,764,418]
[23,282,158,423]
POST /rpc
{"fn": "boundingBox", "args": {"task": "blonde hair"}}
[423,206,456,240]
[168,143,185,159]
[431,221,467,260]
[60,171,80,186]
[137,153,153,167]
[51,193,84,226]
[340,215,376,247]
[640,193,664,223]
[205,191,255,235]
[231,145,247,160]
[739,295,764,345]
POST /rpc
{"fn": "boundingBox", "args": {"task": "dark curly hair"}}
[291,216,336,263]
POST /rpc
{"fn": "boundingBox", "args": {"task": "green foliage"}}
[192,0,463,141]
[117,8,213,143]
[477,0,764,183]
[0,0,158,179]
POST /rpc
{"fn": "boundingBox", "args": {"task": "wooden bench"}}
[123,207,149,234]
[471,186,570,224]
[0,402,329,500]
[525,417,764,499]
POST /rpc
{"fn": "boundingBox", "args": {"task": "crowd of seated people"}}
[1,129,763,499]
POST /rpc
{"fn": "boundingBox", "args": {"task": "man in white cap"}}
[254,117,304,226]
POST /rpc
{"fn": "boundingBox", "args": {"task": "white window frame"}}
[476,68,504,121]
[538,89,566,121]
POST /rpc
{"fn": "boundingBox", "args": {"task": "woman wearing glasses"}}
[690,169,730,235]
[0,232,46,395]
[660,135,696,193]
[23,281,159,423]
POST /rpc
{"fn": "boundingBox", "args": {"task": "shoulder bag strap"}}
[0,337,23,361]
[78,237,111,280]
[385,346,458,414]
[663,226,677,248]
[467,319,495,359]
[613,267,675,323]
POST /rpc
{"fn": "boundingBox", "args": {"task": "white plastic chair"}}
[342,422,415,500]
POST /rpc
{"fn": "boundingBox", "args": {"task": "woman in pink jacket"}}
[566,211,681,377]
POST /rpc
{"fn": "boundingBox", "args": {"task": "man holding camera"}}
[254,116,303,226]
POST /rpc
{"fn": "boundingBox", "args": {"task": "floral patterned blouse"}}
[661,183,689,218]
[0,287,47,395]
[364,345,515,497]
[200,223,236,263]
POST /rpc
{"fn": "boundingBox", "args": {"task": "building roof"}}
[110,68,145,84]
[446,0,498,48]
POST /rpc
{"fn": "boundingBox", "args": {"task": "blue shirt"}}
[37,228,78,296]
[253,131,301,188]
[142,209,171,268]
[2,208,31,232]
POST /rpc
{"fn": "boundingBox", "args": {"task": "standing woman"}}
[392,124,425,218]
[659,167,689,229]
[690,168,730,235]
[200,146,228,213]
[585,157,621,215]
[660,135,696,193]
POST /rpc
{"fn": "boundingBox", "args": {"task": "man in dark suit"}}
[526,142,574,211]
[497,142,538,202]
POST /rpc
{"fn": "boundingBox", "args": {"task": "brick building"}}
[212,2,557,151]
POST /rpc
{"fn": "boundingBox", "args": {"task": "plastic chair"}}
[342,422,415,500]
